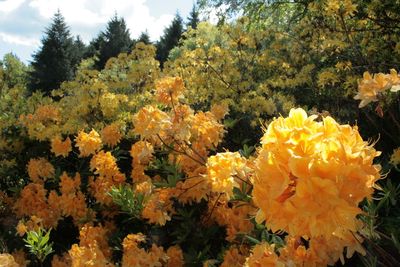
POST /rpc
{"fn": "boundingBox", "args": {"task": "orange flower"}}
[155,76,185,105]
[166,245,184,267]
[132,105,171,141]
[221,247,247,267]
[101,124,122,148]
[51,136,72,157]
[354,69,400,107]
[75,129,102,157]
[206,152,248,199]
[244,243,283,267]
[252,108,381,244]
[0,253,19,267]
[27,158,55,183]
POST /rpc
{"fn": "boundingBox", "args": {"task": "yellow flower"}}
[210,102,229,121]
[101,124,122,148]
[75,129,102,157]
[166,245,184,267]
[11,249,29,267]
[132,105,171,140]
[27,158,55,183]
[221,247,247,267]
[244,243,284,267]
[122,233,168,267]
[155,76,185,105]
[390,147,400,166]
[51,136,72,157]
[142,189,175,225]
[0,253,19,267]
[51,253,71,267]
[206,152,248,199]
[253,108,381,239]
[90,151,123,180]
[16,221,27,236]
[130,141,154,165]
[354,69,400,107]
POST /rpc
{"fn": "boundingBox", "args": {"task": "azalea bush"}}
[0,68,398,266]
[0,0,400,265]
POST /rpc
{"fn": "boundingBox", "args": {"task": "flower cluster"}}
[252,108,381,264]
[75,129,102,157]
[354,69,400,107]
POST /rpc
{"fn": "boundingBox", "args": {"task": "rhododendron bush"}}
[1,0,400,265]
[0,68,394,266]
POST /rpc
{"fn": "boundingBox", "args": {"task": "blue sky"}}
[0,0,195,64]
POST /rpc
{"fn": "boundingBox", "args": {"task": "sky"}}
[0,0,196,64]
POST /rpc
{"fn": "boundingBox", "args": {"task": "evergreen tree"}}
[88,15,133,70]
[136,31,151,45]
[70,36,87,68]
[187,4,200,30]
[156,13,184,66]
[29,11,79,94]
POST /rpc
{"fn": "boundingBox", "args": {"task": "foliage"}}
[24,228,54,264]
[109,185,145,220]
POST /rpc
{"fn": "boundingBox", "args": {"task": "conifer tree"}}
[136,31,151,45]
[70,36,87,68]
[156,13,184,66]
[29,11,79,94]
[88,15,133,70]
[187,4,200,30]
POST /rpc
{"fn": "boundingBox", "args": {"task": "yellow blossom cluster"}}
[142,188,175,225]
[51,136,72,157]
[206,152,249,199]
[89,151,125,205]
[244,243,282,267]
[121,233,183,267]
[390,147,400,167]
[14,183,60,228]
[0,253,19,267]
[221,247,247,267]
[130,140,154,182]
[19,104,61,141]
[155,76,185,105]
[49,172,89,224]
[210,196,256,241]
[132,105,172,141]
[27,157,55,184]
[101,124,122,148]
[252,108,381,264]
[354,69,400,107]
[75,129,102,157]
[69,224,114,266]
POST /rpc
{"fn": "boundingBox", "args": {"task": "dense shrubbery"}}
[1,0,400,266]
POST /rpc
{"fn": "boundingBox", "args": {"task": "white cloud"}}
[0,0,25,13]
[0,0,192,62]
[0,32,40,46]
[27,0,174,41]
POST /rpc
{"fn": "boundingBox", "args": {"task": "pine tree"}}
[89,15,133,70]
[187,4,200,30]
[70,36,87,68]
[156,13,184,67]
[136,31,151,45]
[29,11,79,94]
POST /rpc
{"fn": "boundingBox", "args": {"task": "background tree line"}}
[23,5,200,95]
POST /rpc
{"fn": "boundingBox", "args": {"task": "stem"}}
[204,193,223,223]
